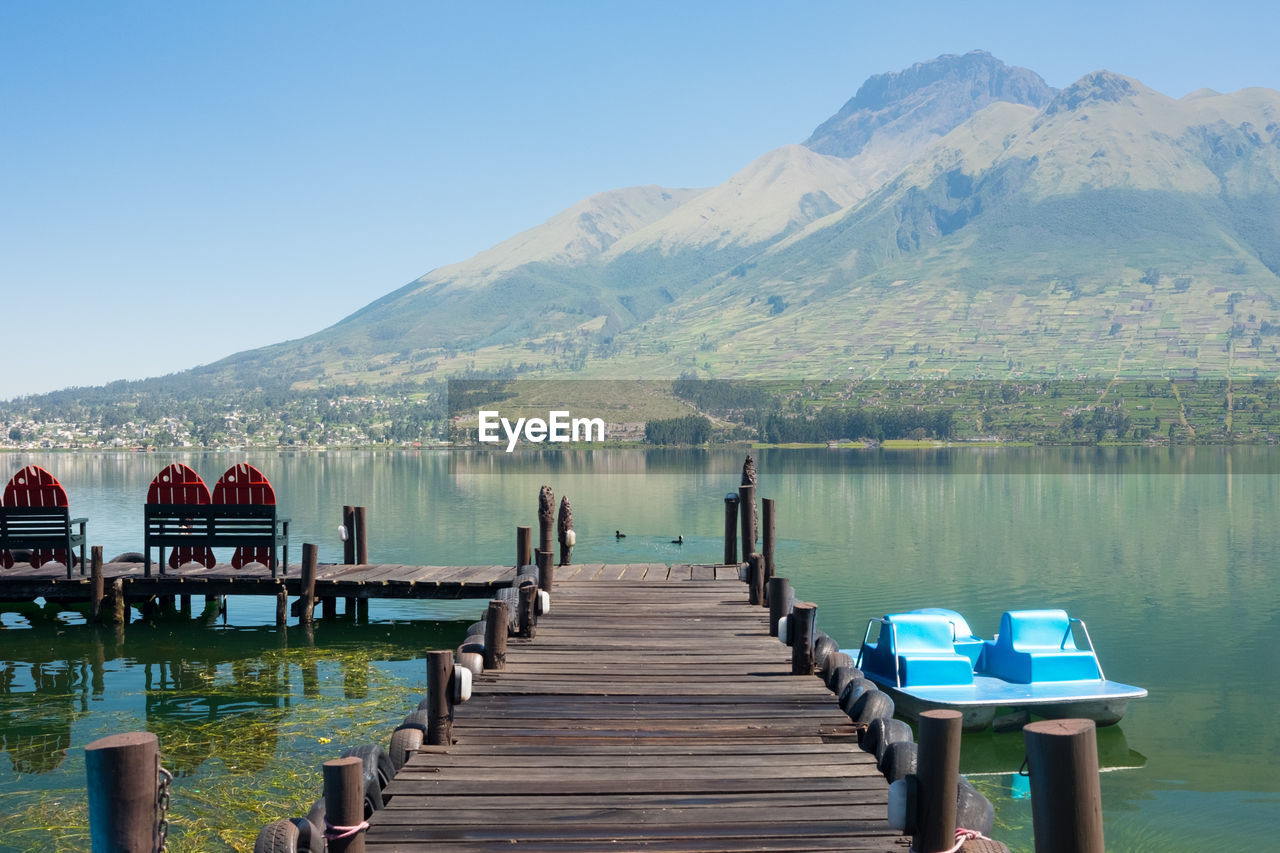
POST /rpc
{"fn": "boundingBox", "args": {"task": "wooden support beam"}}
[790,601,816,675]
[425,650,454,746]
[353,506,368,565]
[300,543,317,625]
[342,505,356,565]
[484,600,508,671]
[738,483,756,560]
[86,731,159,853]
[768,576,792,637]
[762,497,776,591]
[89,546,104,625]
[323,756,367,853]
[1025,718,1105,853]
[723,493,739,565]
[915,709,962,853]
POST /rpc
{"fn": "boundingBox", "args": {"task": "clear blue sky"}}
[2,1,1276,399]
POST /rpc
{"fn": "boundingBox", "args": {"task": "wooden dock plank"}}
[365,572,901,851]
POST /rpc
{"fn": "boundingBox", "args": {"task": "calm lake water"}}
[1,448,1278,851]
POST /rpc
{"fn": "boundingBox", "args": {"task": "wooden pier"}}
[367,569,905,851]
[0,560,521,603]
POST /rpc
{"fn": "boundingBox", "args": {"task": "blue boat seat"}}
[915,607,986,668]
[982,609,1102,683]
[862,613,975,686]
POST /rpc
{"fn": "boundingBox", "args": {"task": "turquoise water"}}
[1,448,1277,851]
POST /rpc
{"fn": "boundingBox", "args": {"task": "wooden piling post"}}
[538,485,555,554]
[518,583,538,639]
[484,600,508,670]
[747,553,765,607]
[557,496,573,566]
[739,483,756,560]
[323,756,367,853]
[345,596,357,620]
[517,526,532,568]
[762,498,776,587]
[300,543,318,625]
[111,577,125,625]
[536,549,554,593]
[342,505,356,565]
[356,598,368,621]
[915,709,962,853]
[723,493,739,565]
[425,650,454,746]
[275,587,287,627]
[179,594,191,617]
[790,602,816,675]
[90,546,104,625]
[353,506,368,565]
[86,731,160,853]
[767,577,791,637]
[1024,719,1105,853]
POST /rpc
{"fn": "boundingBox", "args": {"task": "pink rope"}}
[911,827,991,853]
[324,818,370,840]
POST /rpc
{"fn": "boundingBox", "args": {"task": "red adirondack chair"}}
[0,465,88,572]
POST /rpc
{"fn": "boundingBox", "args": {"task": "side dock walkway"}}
[368,570,905,851]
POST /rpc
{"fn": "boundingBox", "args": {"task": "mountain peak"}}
[1042,70,1145,117]
[804,50,1056,159]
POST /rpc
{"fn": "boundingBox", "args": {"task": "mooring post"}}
[790,602,816,675]
[557,496,573,566]
[275,587,287,627]
[90,546,104,625]
[86,731,160,853]
[538,484,555,555]
[356,598,368,622]
[723,493,739,565]
[738,482,756,560]
[1024,719,1105,853]
[768,576,792,637]
[518,582,538,639]
[536,549,555,593]
[323,755,367,853]
[300,543,318,625]
[342,505,356,565]
[761,497,776,590]
[425,649,454,746]
[354,506,368,565]
[747,553,765,606]
[915,709,962,853]
[484,599,509,670]
[111,577,126,625]
[517,526,532,568]
[345,597,357,620]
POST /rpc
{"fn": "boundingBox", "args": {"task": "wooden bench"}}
[0,506,88,578]
[144,504,289,578]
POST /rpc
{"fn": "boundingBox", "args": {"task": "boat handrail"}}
[890,621,903,688]
[1069,617,1106,681]
[855,617,879,669]
[856,617,896,684]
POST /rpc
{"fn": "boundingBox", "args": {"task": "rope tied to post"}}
[324,818,370,840]
[910,827,994,853]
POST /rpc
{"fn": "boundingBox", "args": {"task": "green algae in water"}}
[0,617,465,852]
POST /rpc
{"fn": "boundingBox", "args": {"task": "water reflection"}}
[0,616,463,780]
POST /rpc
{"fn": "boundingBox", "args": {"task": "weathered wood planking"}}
[0,563,742,607]
[368,578,902,852]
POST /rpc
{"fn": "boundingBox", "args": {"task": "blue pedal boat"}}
[855,608,1147,731]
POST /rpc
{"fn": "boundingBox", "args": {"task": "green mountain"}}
[45,51,1280,397]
